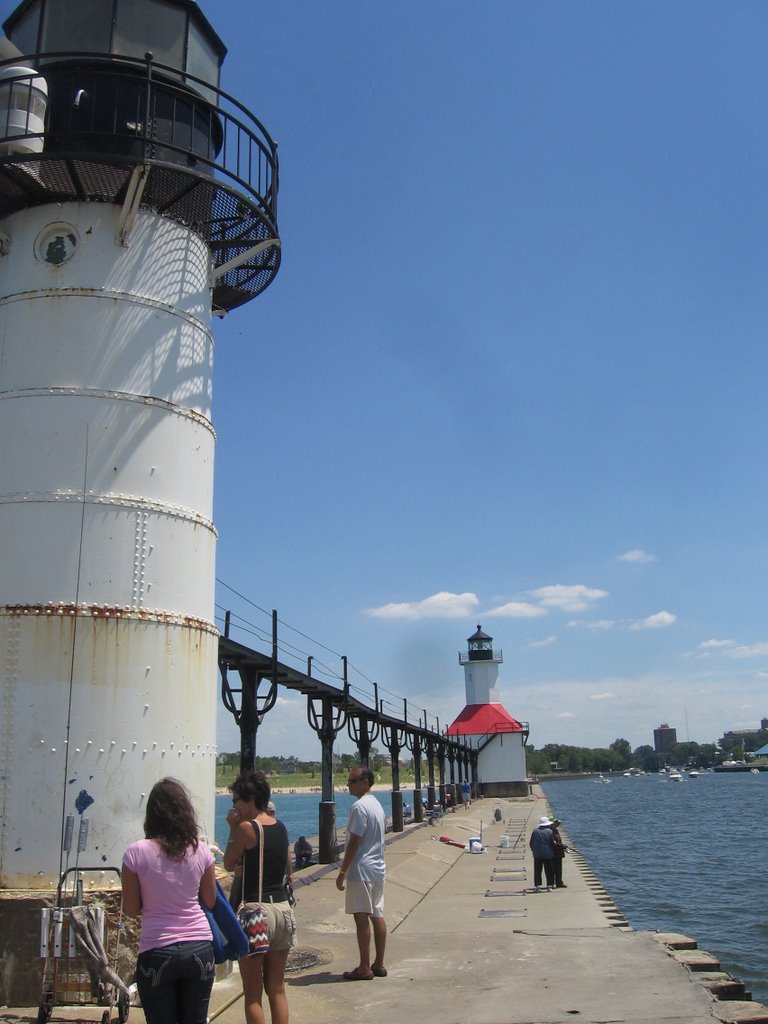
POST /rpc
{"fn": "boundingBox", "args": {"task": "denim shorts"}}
[136,940,214,1024]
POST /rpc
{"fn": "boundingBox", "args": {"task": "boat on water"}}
[688,770,700,778]
[668,770,684,782]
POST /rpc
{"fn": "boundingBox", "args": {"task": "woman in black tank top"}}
[224,772,296,1024]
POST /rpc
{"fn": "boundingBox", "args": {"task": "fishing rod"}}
[58,428,90,881]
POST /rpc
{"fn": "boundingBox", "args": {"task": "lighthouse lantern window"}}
[5,0,224,95]
[114,0,185,71]
[466,625,494,661]
[186,19,221,94]
[41,0,111,54]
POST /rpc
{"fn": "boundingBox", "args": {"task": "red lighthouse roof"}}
[446,703,524,736]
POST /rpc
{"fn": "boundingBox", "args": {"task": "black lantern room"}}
[0,0,280,310]
[3,0,226,97]
[466,625,494,661]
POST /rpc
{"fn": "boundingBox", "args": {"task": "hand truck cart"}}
[38,865,129,1024]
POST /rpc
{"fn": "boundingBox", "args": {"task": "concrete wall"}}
[480,780,530,798]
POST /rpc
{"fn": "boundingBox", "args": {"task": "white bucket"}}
[500,835,510,848]
[469,837,482,853]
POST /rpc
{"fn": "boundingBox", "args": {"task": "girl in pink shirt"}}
[122,778,217,1024]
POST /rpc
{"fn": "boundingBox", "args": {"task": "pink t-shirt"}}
[123,838,214,953]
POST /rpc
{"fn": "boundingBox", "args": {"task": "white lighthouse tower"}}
[447,625,529,796]
[0,0,279,902]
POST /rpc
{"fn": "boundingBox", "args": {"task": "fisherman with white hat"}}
[529,815,557,891]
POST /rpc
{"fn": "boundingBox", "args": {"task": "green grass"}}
[215,766,419,789]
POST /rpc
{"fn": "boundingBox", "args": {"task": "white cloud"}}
[630,610,677,630]
[568,618,618,630]
[685,638,736,659]
[723,642,768,659]
[364,591,479,620]
[530,584,608,613]
[617,549,658,564]
[556,712,576,719]
[486,600,547,618]
[515,666,765,752]
[690,638,768,660]
[526,635,557,649]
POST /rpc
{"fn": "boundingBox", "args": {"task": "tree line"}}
[526,729,768,776]
[217,730,767,782]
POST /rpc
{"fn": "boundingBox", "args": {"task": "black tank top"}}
[242,819,289,902]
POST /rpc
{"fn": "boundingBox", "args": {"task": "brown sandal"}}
[372,967,388,977]
[343,969,374,981]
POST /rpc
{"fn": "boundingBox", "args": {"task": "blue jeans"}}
[136,940,214,1024]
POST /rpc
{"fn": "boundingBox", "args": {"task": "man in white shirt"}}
[336,765,387,981]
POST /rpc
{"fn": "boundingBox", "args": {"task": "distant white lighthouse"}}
[447,625,529,796]
[0,0,279,892]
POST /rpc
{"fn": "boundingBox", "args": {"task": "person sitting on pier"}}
[294,836,313,870]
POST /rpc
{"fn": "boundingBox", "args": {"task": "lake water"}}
[543,772,768,1006]
[214,789,410,849]
[215,774,768,1006]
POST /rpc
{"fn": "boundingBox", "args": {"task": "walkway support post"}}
[381,719,406,833]
[347,688,380,768]
[307,677,348,864]
[407,732,424,823]
[218,609,279,774]
[438,737,447,805]
[426,736,437,809]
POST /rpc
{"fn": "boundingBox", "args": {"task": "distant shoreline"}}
[215,782,397,796]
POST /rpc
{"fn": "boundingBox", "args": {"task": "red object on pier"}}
[439,836,466,848]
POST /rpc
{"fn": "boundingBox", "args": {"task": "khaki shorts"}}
[344,878,385,918]
[242,900,297,954]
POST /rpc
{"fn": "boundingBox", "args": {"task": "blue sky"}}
[196,0,768,761]
[7,0,764,758]
[205,0,768,758]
